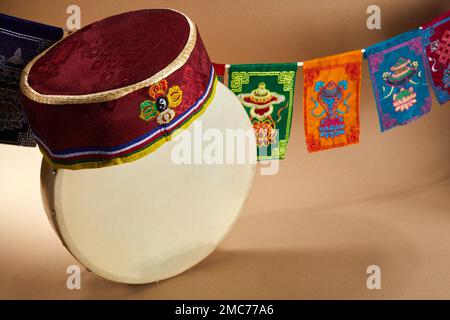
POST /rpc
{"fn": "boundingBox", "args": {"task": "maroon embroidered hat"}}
[20,9,217,169]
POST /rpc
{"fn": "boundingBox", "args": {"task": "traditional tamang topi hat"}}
[20,9,218,169]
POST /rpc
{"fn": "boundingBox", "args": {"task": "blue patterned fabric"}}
[365,29,432,132]
[0,13,63,146]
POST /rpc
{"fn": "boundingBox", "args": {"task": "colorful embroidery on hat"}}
[35,67,217,170]
[139,79,183,125]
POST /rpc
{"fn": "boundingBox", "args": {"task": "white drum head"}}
[41,81,256,284]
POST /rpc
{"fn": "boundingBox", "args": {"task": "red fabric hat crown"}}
[20,9,217,169]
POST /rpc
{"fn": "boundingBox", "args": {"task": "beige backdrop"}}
[0,0,449,299]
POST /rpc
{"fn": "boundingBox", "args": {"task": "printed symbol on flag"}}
[381,57,424,112]
[430,39,439,53]
[436,30,450,65]
[311,80,351,139]
[237,82,286,147]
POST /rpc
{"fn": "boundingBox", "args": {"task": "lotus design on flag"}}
[393,87,417,112]
[253,120,277,147]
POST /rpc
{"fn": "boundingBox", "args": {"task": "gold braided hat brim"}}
[19,8,197,105]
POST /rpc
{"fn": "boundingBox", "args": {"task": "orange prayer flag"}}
[303,50,362,152]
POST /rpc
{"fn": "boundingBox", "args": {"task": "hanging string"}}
[224,48,367,69]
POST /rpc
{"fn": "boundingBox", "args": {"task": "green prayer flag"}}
[228,63,298,160]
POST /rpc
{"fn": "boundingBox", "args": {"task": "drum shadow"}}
[110,246,417,299]
[0,206,421,299]
[175,246,412,299]
[142,207,420,300]
[79,207,420,299]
